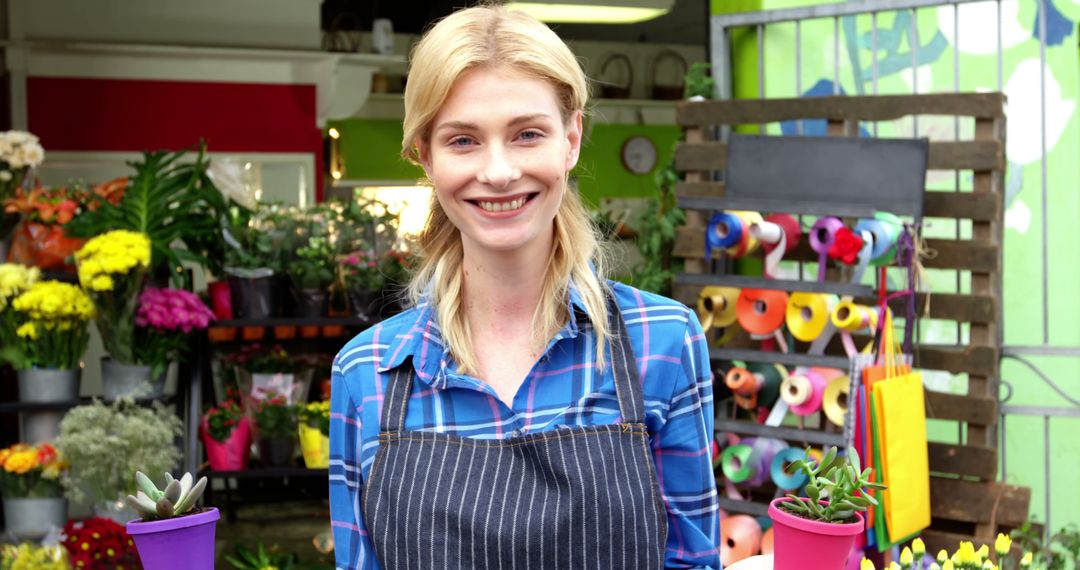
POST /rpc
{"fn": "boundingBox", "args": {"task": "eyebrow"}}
[433,113,555,135]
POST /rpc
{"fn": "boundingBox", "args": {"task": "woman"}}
[329,5,720,569]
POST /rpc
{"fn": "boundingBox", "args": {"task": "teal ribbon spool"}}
[770,447,810,490]
[854,211,903,266]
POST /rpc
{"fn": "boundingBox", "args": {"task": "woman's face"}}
[419,66,582,259]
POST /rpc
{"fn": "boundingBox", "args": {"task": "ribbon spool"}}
[743,438,786,486]
[854,212,903,266]
[785,293,833,342]
[831,300,878,332]
[822,375,851,427]
[747,362,785,409]
[760,527,774,555]
[809,217,845,280]
[726,367,760,411]
[720,515,763,567]
[752,213,802,254]
[705,211,762,260]
[713,325,737,347]
[770,447,811,490]
[736,289,790,337]
[779,368,827,416]
[720,444,756,483]
[697,286,739,333]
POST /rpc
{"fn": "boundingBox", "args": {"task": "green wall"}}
[717,0,1080,533]
[328,118,423,182]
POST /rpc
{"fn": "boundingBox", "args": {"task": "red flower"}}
[827,227,865,265]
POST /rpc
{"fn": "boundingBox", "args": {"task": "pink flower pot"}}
[200,416,251,471]
[768,498,864,570]
[208,280,233,320]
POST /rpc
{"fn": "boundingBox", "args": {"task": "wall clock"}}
[621,135,657,175]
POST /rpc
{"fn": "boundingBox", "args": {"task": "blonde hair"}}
[401,4,610,375]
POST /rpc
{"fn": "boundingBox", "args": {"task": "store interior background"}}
[0,0,1077,546]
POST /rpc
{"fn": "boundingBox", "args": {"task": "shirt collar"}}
[377,279,592,385]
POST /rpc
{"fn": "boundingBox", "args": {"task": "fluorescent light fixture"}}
[505,0,674,24]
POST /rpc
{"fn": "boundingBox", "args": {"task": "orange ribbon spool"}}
[736,289,790,336]
[720,514,763,567]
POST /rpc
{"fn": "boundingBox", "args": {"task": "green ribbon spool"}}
[720,444,756,483]
[747,362,785,409]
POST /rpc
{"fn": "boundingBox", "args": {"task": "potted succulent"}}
[2,280,93,442]
[297,400,330,469]
[200,388,251,471]
[125,471,218,570]
[55,399,183,524]
[768,446,885,570]
[252,393,298,468]
[0,442,69,540]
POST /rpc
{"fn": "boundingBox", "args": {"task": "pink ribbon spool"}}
[784,368,828,416]
[809,217,845,281]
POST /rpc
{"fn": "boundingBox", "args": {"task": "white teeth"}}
[478,197,526,212]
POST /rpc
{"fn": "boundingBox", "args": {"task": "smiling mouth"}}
[468,193,538,213]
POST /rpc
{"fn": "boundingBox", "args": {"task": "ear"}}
[417,139,433,178]
[565,110,583,171]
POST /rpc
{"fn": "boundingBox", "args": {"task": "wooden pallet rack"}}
[671,93,1028,553]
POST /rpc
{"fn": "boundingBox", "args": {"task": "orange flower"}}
[89,177,127,209]
[4,449,40,474]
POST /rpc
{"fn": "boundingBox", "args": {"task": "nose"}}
[476,144,521,189]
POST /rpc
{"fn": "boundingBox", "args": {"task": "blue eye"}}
[519,130,543,141]
[449,137,474,147]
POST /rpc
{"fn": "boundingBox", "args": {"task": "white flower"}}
[207,158,258,210]
[7,150,25,169]
[0,170,13,182]
[22,143,44,167]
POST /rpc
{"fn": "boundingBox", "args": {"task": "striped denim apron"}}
[362,300,668,569]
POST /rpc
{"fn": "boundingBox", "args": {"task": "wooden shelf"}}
[201,467,327,479]
[675,273,872,297]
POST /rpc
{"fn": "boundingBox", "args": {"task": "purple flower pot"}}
[127,507,220,570]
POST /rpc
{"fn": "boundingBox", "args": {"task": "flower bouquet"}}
[222,344,315,407]
[134,287,215,380]
[0,263,39,359]
[297,400,330,468]
[3,184,92,270]
[252,393,298,467]
[75,230,156,398]
[0,130,45,252]
[0,543,70,570]
[199,388,251,471]
[56,399,182,524]
[62,516,141,570]
[0,442,69,539]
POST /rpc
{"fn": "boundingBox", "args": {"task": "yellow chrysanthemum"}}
[75,230,150,289]
[900,547,914,568]
[1020,553,1033,567]
[0,263,39,309]
[16,322,37,339]
[3,449,39,474]
[12,281,94,322]
[976,544,989,562]
[861,558,876,570]
[942,561,954,570]
[995,533,1011,556]
[913,538,926,557]
[90,275,114,292]
[938,550,949,564]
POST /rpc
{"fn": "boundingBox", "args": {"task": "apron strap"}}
[607,290,645,424]
[379,361,414,432]
[377,285,646,432]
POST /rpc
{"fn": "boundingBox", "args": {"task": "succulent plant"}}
[125,471,208,521]
[778,446,886,523]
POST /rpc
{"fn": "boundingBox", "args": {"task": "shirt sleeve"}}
[329,354,380,570]
[655,311,721,569]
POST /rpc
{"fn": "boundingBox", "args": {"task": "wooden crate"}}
[672,93,1028,548]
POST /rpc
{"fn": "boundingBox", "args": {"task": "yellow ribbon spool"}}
[785,293,832,342]
[822,375,851,427]
[713,325,737,347]
[831,300,878,332]
[697,286,739,332]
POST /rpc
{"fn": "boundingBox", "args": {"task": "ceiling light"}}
[505,0,674,24]
[328,127,340,139]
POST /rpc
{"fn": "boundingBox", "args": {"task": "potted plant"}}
[200,388,251,471]
[223,344,315,407]
[2,280,93,442]
[768,446,886,570]
[0,130,45,259]
[124,470,218,570]
[341,249,413,321]
[223,203,291,321]
[61,516,141,569]
[2,184,91,271]
[297,400,330,469]
[74,229,156,399]
[0,263,40,364]
[55,399,183,524]
[64,144,229,290]
[252,393,298,467]
[134,286,216,381]
[0,442,69,540]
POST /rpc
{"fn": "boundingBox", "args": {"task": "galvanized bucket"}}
[101,358,165,401]
[17,368,80,402]
[2,497,67,540]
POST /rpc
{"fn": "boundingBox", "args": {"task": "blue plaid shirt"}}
[329,281,721,569]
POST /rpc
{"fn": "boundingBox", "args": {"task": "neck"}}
[460,236,552,334]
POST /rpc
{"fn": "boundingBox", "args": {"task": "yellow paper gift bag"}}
[872,369,931,542]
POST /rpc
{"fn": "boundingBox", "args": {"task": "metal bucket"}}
[2,497,68,540]
[101,359,165,401]
[17,368,80,403]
